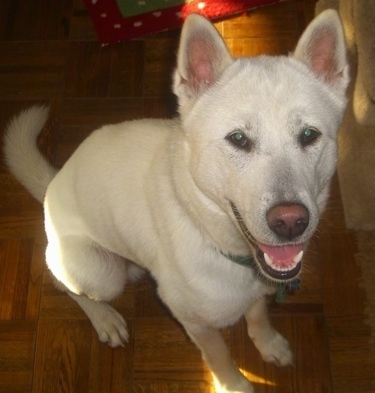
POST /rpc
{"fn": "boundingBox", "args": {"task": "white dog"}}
[4,10,348,392]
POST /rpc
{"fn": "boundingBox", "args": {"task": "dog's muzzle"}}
[230,202,305,282]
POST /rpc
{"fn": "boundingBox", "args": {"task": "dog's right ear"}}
[173,14,233,113]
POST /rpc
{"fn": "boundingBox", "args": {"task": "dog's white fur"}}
[4,10,348,392]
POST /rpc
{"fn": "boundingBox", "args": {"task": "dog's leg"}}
[245,296,293,366]
[184,323,254,393]
[46,236,130,347]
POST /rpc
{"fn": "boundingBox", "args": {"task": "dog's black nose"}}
[267,203,309,241]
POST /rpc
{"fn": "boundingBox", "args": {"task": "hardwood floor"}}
[0,1,373,392]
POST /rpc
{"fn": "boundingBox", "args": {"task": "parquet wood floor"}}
[0,1,374,392]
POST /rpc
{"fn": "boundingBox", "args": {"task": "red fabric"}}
[84,0,281,45]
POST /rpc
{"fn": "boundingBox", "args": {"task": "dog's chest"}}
[157,260,268,328]
[197,271,266,326]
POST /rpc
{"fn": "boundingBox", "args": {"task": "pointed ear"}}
[173,14,233,112]
[293,9,349,95]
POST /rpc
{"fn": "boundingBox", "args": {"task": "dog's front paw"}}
[69,293,129,348]
[257,332,293,367]
[90,302,129,348]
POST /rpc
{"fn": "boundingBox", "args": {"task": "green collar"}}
[220,251,301,303]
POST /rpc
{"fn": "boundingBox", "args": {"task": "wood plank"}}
[319,232,366,316]
[222,2,299,39]
[328,315,375,393]
[64,41,145,98]
[0,42,68,100]
[0,0,73,41]
[0,238,42,320]
[33,319,132,393]
[0,320,36,393]
[143,38,179,97]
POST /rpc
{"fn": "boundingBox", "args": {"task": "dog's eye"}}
[226,130,251,151]
[299,127,321,147]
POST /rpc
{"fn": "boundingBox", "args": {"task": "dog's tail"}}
[3,106,58,203]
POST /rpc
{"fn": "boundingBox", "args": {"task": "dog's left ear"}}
[293,9,349,96]
[173,14,233,113]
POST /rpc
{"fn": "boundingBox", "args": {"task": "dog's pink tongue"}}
[258,244,303,263]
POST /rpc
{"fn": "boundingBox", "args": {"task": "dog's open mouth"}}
[256,243,303,280]
[230,202,303,282]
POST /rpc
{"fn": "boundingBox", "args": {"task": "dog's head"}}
[173,10,349,283]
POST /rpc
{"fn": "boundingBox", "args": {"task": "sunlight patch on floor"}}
[240,368,276,387]
[210,368,276,392]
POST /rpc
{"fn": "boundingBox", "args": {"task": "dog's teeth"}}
[264,253,273,266]
[293,250,303,264]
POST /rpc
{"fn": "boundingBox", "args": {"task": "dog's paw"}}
[257,332,294,367]
[90,303,129,348]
